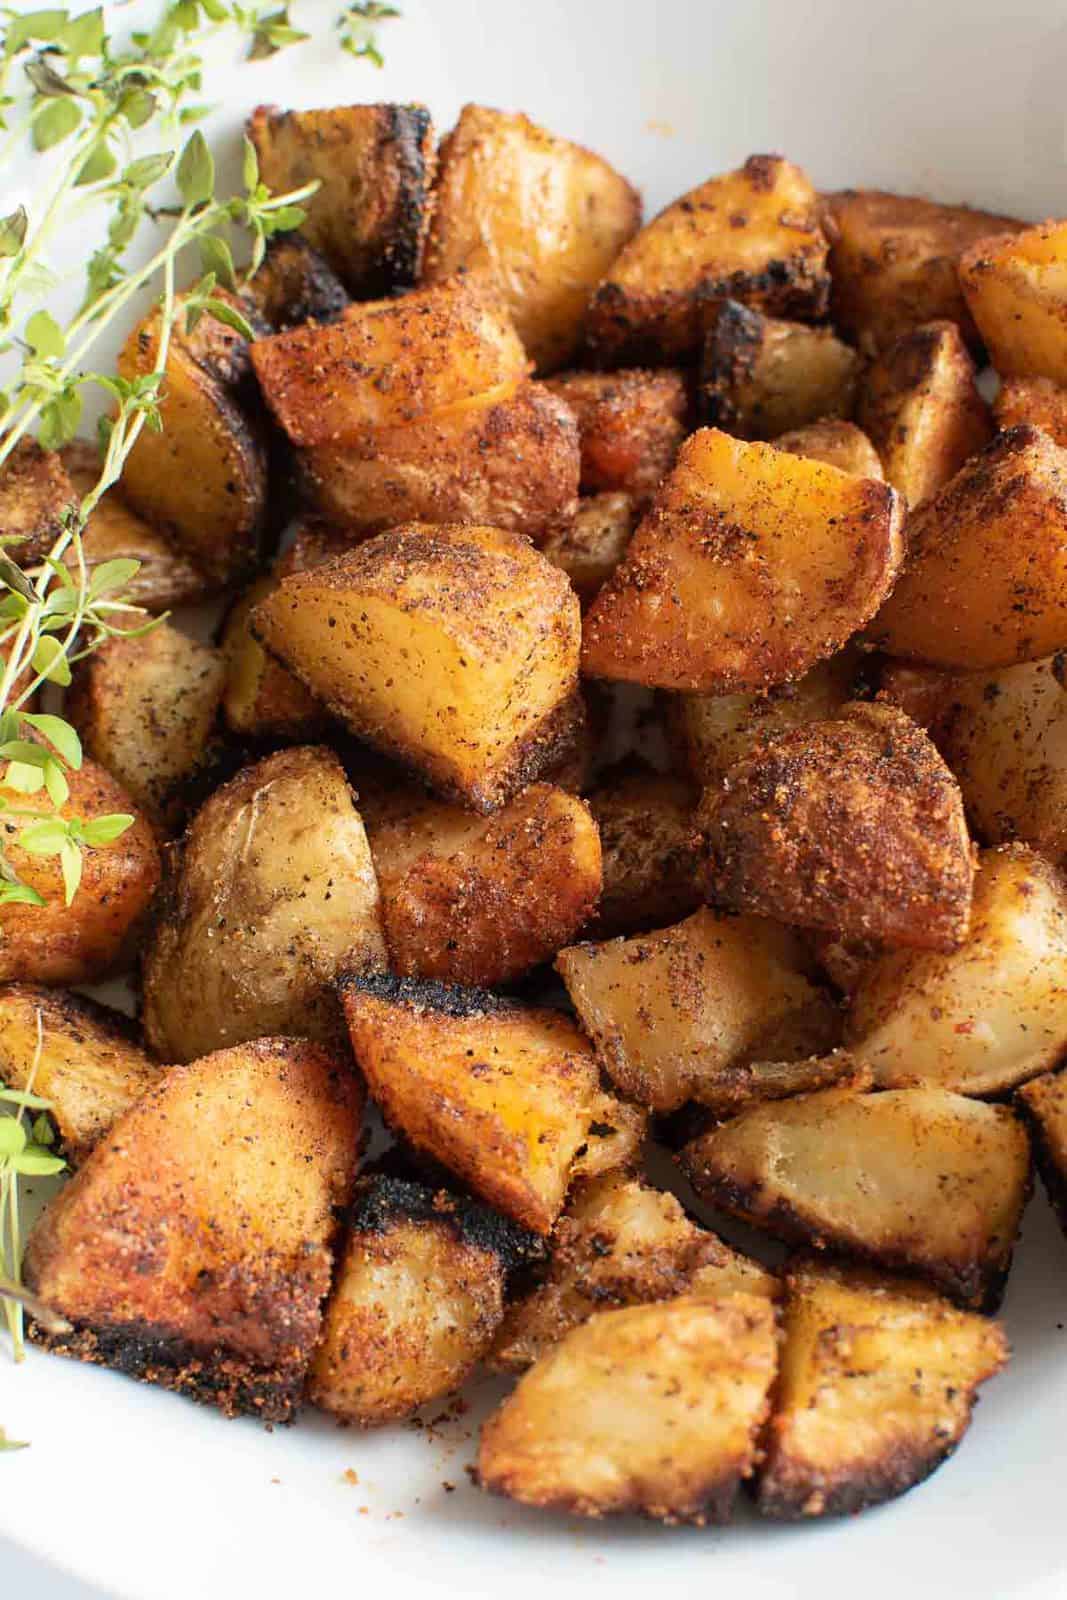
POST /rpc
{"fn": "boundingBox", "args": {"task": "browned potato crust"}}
[688,1050,868,1121]
[542,368,687,501]
[0,984,159,1163]
[24,1036,362,1421]
[478,1293,779,1523]
[586,768,701,936]
[701,300,859,439]
[241,232,348,330]
[423,104,641,371]
[700,701,974,950]
[247,103,435,295]
[142,746,386,1063]
[1016,1068,1067,1240]
[959,220,1067,385]
[774,418,885,477]
[0,759,160,985]
[876,658,960,738]
[540,492,638,604]
[0,438,74,566]
[757,1260,1008,1518]
[994,375,1067,448]
[869,424,1067,668]
[581,428,904,692]
[586,155,830,365]
[220,575,330,742]
[823,189,1022,354]
[680,1084,1031,1307]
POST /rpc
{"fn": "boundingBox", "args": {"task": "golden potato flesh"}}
[1016,1069,1067,1240]
[557,906,837,1113]
[680,1085,1031,1307]
[758,1260,1008,1518]
[221,576,330,742]
[423,104,641,371]
[252,525,581,812]
[699,701,975,951]
[478,1294,779,1523]
[701,300,859,439]
[857,320,992,507]
[542,368,687,502]
[339,973,601,1234]
[0,438,73,566]
[581,427,904,692]
[25,1037,362,1421]
[869,424,1067,668]
[994,375,1067,448]
[586,155,830,364]
[540,492,638,604]
[0,984,159,1163]
[240,233,349,331]
[960,221,1067,385]
[847,846,1067,1096]
[774,419,886,478]
[586,768,701,936]
[142,746,386,1064]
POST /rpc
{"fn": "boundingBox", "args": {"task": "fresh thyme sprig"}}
[0,1011,66,1365]
[338,2,400,66]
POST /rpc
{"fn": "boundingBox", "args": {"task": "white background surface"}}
[3,0,1067,1594]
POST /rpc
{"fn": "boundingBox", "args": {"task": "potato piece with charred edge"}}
[569,1090,648,1183]
[869,424,1067,669]
[823,189,1022,355]
[857,321,991,507]
[339,973,602,1234]
[247,103,435,295]
[0,438,74,566]
[585,155,830,366]
[1016,1069,1067,1240]
[680,1085,1031,1308]
[960,220,1067,386]
[67,618,225,831]
[24,1037,362,1421]
[0,759,160,985]
[700,300,859,439]
[240,233,348,330]
[143,746,386,1064]
[847,847,1067,1096]
[0,985,160,1163]
[556,906,838,1114]
[423,104,641,371]
[478,1293,778,1523]
[757,1260,1008,1519]
[994,375,1067,448]
[221,576,330,742]
[775,419,885,477]
[542,369,687,501]
[309,1174,537,1426]
[581,428,904,693]
[252,525,582,813]
[540,492,638,604]
[491,1171,778,1373]
[585,767,701,936]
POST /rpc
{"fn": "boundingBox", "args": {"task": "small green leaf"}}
[0,206,28,258]
[32,95,80,150]
[24,54,79,97]
[0,882,44,908]
[11,1148,66,1176]
[122,151,173,190]
[88,557,140,598]
[199,233,236,290]
[59,837,82,904]
[0,1089,51,1110]
[25,308,64,359]
[31,1112,55,1145]
[0,1118,27,1156]
[198,0,229,19]
[260,203,305,236]
[30,636,71,687]
[75,137,117,187]
[201,297,254,341]
[3,762,44,795]
[0,554,37,601]
[16,818,70,855]
[0,1427,29,1453]
[121,88,157,129]
[176,128,214,209]
[37,389,82,451]
[242,135,258,193]
[43,757,69,808]
[21,714,82,769]
[7,10,68,51]
[0,741,50,768]
[80,812,133,847]
[58,5,103,60]
[178,102,213,125]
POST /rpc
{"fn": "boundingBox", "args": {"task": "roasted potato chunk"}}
[339,973,602,1233]
[758,1260,1008,1518]
[540,492,638,604]
[774,418,885,477]
[857,321,991,507]
[241,233,348,330]
[1016,1069,1067,1240]
[67,618,225,830]
[686,1049,869,1121]
[557,906,838,1114]
[247,103,435,295]
[699,701,975,951]
[252,525,581,812]
[586,767,701,936]
[0,758,160,985]
[542,368,687,501]
[869,424,1067,668]
[960,220,1067,385]
[24,1037,361,1420]
[423,104,641,371]
[220,576,329,742]
[586,155,830,365]
[0,985,159,1162]
[994,375,1067,448]
[823,189,1022,354]
[143,746,386,1063]
[847,847,1067,1095]
[478,1293,778,1523]
[581,428,904,692]
[680,1085,1030,1307]
[0,438,74,566]
[701,300,859,439]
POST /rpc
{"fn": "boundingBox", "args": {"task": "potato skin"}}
[586,767,701,936]
[701,300,859,439]
[542,368,687,502]
[0,438,74,566]
[540,492,638,604]
[241,232,349,331]
[774,419,885,478]
[994,375,1067,448]
[1016,1068,1067,1240]
[959,220,1067,385]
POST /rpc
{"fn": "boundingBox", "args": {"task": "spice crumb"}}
[342,1468,360,1486]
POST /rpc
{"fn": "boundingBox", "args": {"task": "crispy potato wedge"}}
[774,418,885,477]
[581,427,904,692]
[252,524,581,812]
[309,1175,535,1425]
[220,575,330,741]
[823,189,1022,354]
[540,492,638,604]
[586,155,829,365]
[241,233,348,330]
[0,438,74,566]
[960,220,1067,385]
[0,758,160,985]
[339,973,601,1233]
[542,368,687,500]
[478,1293,778,1523]
[586,767,701,936]
[701,300,859,439]
[869,424,1067,668]
[758,1260,1008,1518]
[0,984,159,1163]
[994,375,1067,448]
[857,321,991,506]
[847,846,1067,1095]
[423,104,641,371]
[699,701,975,950]
[1016,1069,1067,1240]
[557,906,838,1113]
[680,1085,1031,1307]
[142,746,386,1063]
[247,103,435,295]
[24,1036,361,1421]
